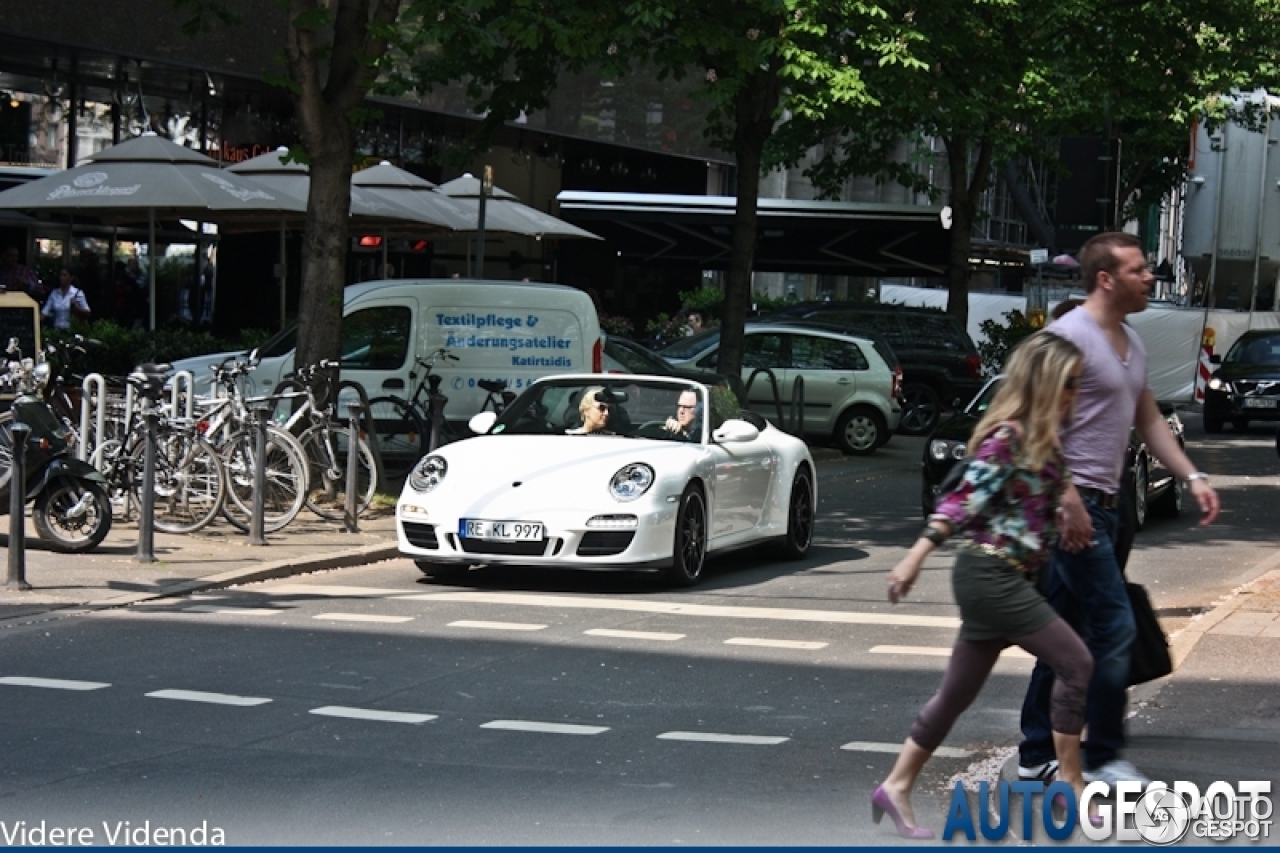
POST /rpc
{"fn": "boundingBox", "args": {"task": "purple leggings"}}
[910,617,1092,752]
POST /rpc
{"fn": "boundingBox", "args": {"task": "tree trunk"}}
[719,70,782,381]
[942,134,995,331]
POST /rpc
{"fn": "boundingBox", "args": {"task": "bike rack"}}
[78,372,119,463]
[336,379,387,495]
[742,368,805,436]
[165,370,195,421]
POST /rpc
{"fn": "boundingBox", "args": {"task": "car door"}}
[707,395,776,539]
[787,332,868,433]
[335,300,418,404]
[738,330,791,413]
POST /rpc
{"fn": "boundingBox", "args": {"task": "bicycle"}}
[365,347,464,482]
[272,360,377,521]
[196,354,308,533]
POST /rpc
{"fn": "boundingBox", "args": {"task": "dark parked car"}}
[920,377,1185,531]
[603,334,747,403]
[757,302,984,436]
[1204,330,1280,433]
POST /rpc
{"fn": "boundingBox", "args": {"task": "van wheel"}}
[899,384,942,436]
[835,406,885,456]
[666,485,707,587]
[778,467,814,560]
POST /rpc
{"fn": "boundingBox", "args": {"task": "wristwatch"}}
[1184,472,1210,484]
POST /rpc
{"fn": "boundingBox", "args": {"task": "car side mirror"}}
[1209,354,1221,364]
[713,418,760,443]
[469,411,498,434]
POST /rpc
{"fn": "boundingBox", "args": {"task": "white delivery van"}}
[173,279,602,424]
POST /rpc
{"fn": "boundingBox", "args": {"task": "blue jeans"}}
[1019,499,1136,771]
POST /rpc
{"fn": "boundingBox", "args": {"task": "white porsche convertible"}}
[396,375,816,586]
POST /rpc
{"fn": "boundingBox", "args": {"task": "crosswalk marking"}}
[481,720,609,735]
[870,644,1032,659]
[657,732,789,745]
[184,606,283,616]
[841,740,972,759]
[406,591,960,629]
[314,613,414,624]
[448,620,547,631]
[0,676,110,691]
[585,628,685,641]
[145,689,272,706]
[261,584,406,598]
[310,706,437,724]
[725,637,828,650]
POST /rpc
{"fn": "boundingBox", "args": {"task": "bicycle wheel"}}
[0,412,12,493]
[365,395,426,483]
[297,423,376,521]
[129,427,226,534]
[219,426,309,533]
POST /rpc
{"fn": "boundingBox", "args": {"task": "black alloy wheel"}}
[898,384,942,436]
[667,485,707,587]
[779,467,814,560]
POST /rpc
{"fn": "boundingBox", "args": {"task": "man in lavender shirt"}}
[1017,232,1220,786]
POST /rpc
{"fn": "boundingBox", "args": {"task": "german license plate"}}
[459,519,544,541]
[1243,397,1278,409]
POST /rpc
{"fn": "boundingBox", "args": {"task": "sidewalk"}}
[0,509,401,623]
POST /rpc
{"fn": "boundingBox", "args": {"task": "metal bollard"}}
[135,398,157,563]
[248,404,270,545]
[344,402,362,533]
[6,422,31,590]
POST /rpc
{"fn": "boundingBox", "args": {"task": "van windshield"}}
[259,324,298,358]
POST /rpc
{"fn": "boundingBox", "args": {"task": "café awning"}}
[555,191,951,277]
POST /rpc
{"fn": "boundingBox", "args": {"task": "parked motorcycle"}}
[0,340,112,553]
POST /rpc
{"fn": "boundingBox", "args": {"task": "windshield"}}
[965,378,1002,415]
[605,338,673,374]
[657,329,721,360]
[489,378,710,443]
[1225,335,1280,365]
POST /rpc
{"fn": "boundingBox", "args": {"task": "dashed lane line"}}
[657,732,789,745]
[406,592,960,629]
[256,584,407,598]
[314,613,414,624]
[584,628,685,641]
[842,740,972,759]
[184,606,284,616]
[448,620,547,631]
[310,706,438,724]
[870,644,1032,659]
[145,689,273,706]
[481,720,610,735]
[0,676,111,691]
[725,637,828,650]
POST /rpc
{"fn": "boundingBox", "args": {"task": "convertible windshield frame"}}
[488,376,710,443]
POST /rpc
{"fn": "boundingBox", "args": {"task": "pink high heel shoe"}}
[871,785,935,840]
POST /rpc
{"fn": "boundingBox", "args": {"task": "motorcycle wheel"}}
[32,476,113,554]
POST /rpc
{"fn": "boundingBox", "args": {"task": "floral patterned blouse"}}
[931,422,1068,573]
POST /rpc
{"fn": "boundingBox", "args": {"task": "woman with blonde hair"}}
[871,331,1095,838]
[566,386,613,435]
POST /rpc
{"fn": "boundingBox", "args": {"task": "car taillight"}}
[892,366,903,399]
[592,338,603,372]
[966,354,982,379]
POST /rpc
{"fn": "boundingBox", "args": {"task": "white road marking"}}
[585,628,685,641]
[481,720,609,735]
[314,613,414,624]
[406,592,960,629]
[260,584,406,598]
[145,689,272,706]
[310,706,437,724]
[657,732,789,745]
[725,637,828,650]
[870,644,1032,659]
[448,620,547,631]
[184,606,283,616]
[842,740,972,759]
[0,677,110,691]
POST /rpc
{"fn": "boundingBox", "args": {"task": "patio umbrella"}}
[0,133,305,329]
[349,160,476,274]
[229,149,464,325]
[434,172,600,278]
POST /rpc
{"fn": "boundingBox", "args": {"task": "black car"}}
[920,378,1185,531]
[1203,330,1280,433]
[757,302,984,435]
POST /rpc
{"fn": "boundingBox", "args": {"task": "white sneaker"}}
[1018,760,1059,782]
[1083,759,1151,786]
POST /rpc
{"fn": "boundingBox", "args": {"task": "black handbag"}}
[1126,581,1173,685]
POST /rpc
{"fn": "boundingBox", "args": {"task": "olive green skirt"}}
[951,547,1057,642]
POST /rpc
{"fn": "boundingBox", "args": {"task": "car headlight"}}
[929,439,966,462]
[609,463,654,502]
[1207,377,1224,391]
[408,455,447,493]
